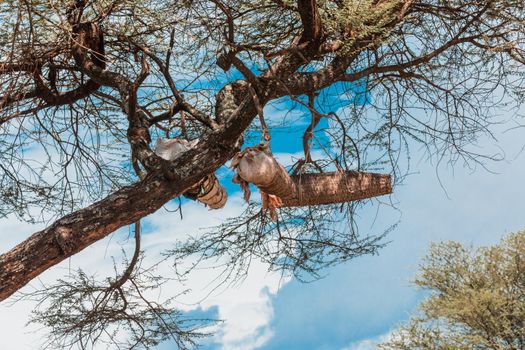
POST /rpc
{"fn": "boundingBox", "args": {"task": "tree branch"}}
[0,68,266,301]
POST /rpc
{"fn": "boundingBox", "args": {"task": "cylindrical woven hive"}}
[234,146,392,207]
[235,146,296,199]
[280,171,392,207]
[197,174,227,209]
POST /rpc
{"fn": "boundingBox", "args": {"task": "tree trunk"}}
[0,76,262,302]
[0,172,180,301]
[154,138,227,209]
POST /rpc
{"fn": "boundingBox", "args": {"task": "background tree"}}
[0,0,524,348]
[380,230,525,350]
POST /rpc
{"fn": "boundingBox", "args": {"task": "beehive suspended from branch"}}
[155,138,227,209]
[280,171,391,207]
[232,145,392,208]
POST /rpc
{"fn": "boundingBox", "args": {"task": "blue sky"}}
[260,144,525,350]
[257,106,525,350]
[165,87,525,350]
[1,67,525,350]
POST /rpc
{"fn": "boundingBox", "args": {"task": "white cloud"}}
[141,196,290,350]
[342,331,394,350]
[0,192,288,350]
[206,266,280,350]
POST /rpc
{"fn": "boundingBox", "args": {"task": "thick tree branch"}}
[0,172,171,301]
[296,0,323,46]
[0,107,255,301]
[0,55,266,300]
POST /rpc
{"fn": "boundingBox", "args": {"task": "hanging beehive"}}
[231,144,392,216]
[155,138,227,209]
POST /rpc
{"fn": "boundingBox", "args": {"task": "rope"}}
[248,83,270,143]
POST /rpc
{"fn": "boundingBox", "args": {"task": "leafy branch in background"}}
[381,231,525,350]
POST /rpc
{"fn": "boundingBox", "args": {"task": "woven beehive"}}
[231,145,392,209]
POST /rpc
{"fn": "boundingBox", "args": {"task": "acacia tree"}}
[380,231,525,350]
[0,0,524,348]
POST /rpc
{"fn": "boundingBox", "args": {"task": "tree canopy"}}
[381,231,525,350]
[0,0,524,348]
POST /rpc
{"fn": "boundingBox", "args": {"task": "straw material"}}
[280,171,392,207]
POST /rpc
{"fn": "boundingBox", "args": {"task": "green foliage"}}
[381,231,525,350]
[320,0,403,51]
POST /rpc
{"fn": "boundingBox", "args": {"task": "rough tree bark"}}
[0,172,176,301]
